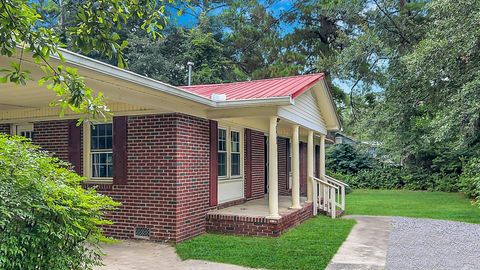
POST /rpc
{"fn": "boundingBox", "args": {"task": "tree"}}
[0,0,179,118]
[124,24,248,86]
[0,134,119,269]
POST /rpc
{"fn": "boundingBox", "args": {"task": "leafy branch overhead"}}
[0,0,180,119]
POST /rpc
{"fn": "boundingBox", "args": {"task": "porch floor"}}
[210,196,308,218]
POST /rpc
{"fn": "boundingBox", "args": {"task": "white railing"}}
[311,175,349,219]
[325,175,348,211]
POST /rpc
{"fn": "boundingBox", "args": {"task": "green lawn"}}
[176,216,355,270]
[347,189,480,224]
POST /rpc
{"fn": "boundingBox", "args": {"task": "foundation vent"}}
[134,227,150,239]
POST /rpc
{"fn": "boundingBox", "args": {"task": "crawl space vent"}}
[134,227,150,239]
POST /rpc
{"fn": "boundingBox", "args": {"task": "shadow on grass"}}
[176,216,355,270]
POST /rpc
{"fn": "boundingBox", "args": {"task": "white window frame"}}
[218,127,228,180]
[13,123,34,139]
[230,129,241,177]
[217,125,244,181]
[83,121,114,183]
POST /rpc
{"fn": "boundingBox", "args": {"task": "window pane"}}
[231,131,240,153]
[218,129,227,151]
[99,137,106,149]
[231,153,240,176]
[91,152,113,178]
[218,152,227,177]
[106,136,112,149]
[91,123,113,150]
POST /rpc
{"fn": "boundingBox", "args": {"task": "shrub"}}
[327,144,373,174]
[0,134,119,270]
[459,158,480,206]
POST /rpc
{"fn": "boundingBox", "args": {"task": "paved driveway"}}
[95,240,254,270]
[97,216,480,270]
[327,215,480,270]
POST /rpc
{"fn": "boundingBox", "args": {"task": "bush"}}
[332,164,460,192]
[0,135,119,270]
[327,144,373,174]
[459,158,480,206]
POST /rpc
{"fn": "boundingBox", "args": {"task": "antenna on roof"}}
[187,62,194,86]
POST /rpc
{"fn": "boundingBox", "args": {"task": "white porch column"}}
[267,116,280,219]
[291,125,301,209]
[320,134,326,179]
[306,130,314,202]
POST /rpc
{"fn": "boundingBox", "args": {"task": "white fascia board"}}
[214,96,294,108]
[320,79,342,131]
[54,48,216,107]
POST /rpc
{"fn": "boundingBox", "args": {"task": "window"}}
[218,128,227,177]
[217,126,243,180]
[14,123,34,140]
[91,123,113,178]
[231,130,240,176]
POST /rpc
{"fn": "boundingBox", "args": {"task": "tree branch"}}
[372,0,412,45]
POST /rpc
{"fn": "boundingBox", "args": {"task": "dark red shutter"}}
[299,142,307,195]
[68,120,82,175]
[315,145,320,178]
[286,139,291,190]
[113,116,128,185]
[209,120,218,206]
[245,129,252,199]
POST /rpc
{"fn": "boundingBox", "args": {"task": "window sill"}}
[85,178,113,184]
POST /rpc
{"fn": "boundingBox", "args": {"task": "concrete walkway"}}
[95,240,254,270]
[326,215,392,270]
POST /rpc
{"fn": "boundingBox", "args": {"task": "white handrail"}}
[325,175,349,187]
[311,176,337,218]
[324,175,347,212]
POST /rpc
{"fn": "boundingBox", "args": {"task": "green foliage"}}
[327,142,462,192]
[0,134,119,270]
[327,144,373,174]
[459,158,480,207]
[124,25,248,86]
[0,0,179,118]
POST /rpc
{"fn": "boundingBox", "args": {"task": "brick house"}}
[0,49,347,242]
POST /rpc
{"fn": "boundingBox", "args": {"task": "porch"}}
[206,196,313,237]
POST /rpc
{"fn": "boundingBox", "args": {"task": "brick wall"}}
[206,201,313,237]
[29,114,211,242]
[33,120,70,161]
[174,114,212,242]
[98,114,180,241]
[98,114,212,242]
[246,130,266,200]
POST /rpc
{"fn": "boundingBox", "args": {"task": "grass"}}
[347,189,480,224]
[176,216,355,270]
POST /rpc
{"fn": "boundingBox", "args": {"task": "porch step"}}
[317,209,345,218]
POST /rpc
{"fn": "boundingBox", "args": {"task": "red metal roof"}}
[179,73,325,101]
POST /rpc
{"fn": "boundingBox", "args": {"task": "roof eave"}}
[214,96,294,108]
[54,48,216,107]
